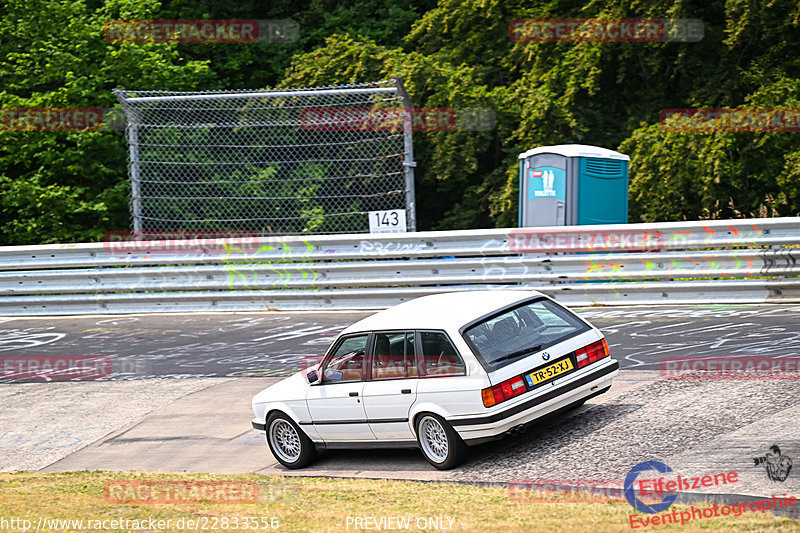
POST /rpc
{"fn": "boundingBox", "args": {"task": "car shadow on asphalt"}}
[453,401,643,475]
[273,402,644,477]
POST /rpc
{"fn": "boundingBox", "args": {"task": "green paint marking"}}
[221,238,320,291]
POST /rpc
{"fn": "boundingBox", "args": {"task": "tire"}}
[415,413,468,470]
[265,412,317,469]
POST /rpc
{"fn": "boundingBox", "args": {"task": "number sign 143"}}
[368,209,407,233]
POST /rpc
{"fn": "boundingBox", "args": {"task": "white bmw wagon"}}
[251,290,618,470]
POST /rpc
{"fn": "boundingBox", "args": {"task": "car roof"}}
[340,289,548,335]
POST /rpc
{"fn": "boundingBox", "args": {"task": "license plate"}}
[525,358,574,387]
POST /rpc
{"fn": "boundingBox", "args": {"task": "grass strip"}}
[0,471,797,532]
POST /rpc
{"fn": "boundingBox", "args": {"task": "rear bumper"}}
[450,359,619,441]
[252,419,266,431]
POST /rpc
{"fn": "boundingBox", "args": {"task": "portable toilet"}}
[518,144,629,227]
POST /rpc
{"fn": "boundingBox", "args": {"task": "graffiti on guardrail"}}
[469,223,769,284]
[508,223,765,254]
[1,218,797,315]
[660,224,764,249]
[358,240,432,255]
[581,251,760,281]
[222,239,318,290]
[102,232,321,290]
[509,228,665,253]
[478,238,515,281]
[104,231,261,254]
[477,245,771,284]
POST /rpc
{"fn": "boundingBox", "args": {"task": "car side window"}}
[322,334,368,383]
[418,331,466,377]
[372,332,417,380]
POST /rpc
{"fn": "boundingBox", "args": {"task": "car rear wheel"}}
[416,413,467,470]
[266,412,317,469]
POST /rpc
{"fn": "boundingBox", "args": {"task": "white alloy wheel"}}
[269,417,302,463]
[418,415,449,463]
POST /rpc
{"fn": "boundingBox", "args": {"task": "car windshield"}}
[462,298,590,370]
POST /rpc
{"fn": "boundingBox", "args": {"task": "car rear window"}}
[419,331,465,377]
[462,298,590,371]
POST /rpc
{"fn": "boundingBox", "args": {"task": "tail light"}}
[482,375,527,407]
[575,338,610,369]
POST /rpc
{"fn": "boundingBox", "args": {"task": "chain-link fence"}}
[113,80,415,235]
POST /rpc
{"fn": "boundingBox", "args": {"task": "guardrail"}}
[1,217,799,315]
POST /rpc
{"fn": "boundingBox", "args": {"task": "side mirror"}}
[306,369,320,384]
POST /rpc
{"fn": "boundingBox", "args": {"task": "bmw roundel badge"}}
[542,351,550,360]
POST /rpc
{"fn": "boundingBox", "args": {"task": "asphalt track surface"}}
[2,303,800,381]
[1,304,799,510]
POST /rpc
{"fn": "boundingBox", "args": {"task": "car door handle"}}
[349,392,359,397]
[401,389,412,394]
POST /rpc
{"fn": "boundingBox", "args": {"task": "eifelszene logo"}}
[625,461,740,516]
[624,461,678,514]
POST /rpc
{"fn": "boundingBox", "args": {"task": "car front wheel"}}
[416,413,467,470]
[266,412,317,469]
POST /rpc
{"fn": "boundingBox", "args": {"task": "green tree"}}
[156,0,435,89]
[3,0,800,244]
[280,34,510,230]
[0,0,212,244]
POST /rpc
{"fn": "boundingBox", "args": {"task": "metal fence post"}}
[113,82,412,235]
[127,123,142,233]
[393,77,417,232]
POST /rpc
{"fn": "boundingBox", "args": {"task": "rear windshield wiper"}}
[488,344,542,365]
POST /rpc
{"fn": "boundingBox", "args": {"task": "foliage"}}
[1,0,799,244]
[280,0,800,228]
[0,0,212,244]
